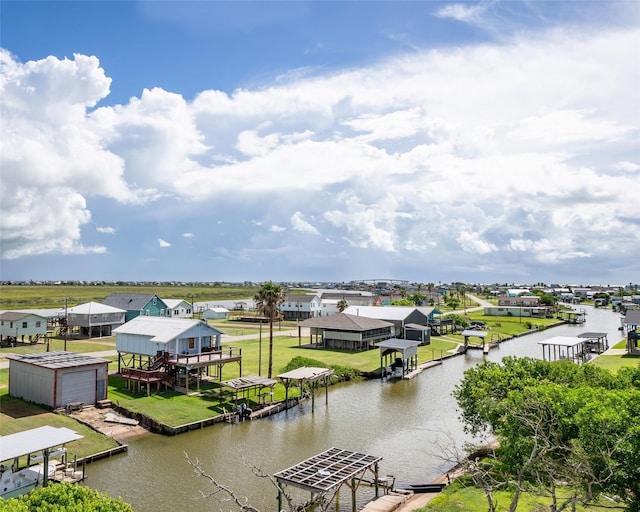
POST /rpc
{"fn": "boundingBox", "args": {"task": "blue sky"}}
[1,1,639,285]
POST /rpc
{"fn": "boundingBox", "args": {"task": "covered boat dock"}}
[539,336,586,363]
[274,447,384,512]
[577,332,609,354]
[0,426,84,493]
[377,339,420,380]
[277,366,334,412]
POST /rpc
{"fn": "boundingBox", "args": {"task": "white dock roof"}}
[1,426,83,461]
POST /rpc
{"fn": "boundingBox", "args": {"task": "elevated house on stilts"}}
[113,317,240,395]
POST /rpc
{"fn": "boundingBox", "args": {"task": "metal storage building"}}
[7,352,109,408]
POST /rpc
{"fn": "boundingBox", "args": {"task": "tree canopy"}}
[1,482,133,511]
[453,357,640,511]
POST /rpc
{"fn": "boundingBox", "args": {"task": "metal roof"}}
[461,329,488,338]
[376,338,420,350]
[1,426,83,462]
[102,293,161,311]
[67,301,126,314]
[538,336,584,347]
[343,305,429,321]
[274,447,382,494]
[112,316,223,343]
[277,366,334,383]
[6,351,109,369]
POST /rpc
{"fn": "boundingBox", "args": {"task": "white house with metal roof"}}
[113,316,224,358]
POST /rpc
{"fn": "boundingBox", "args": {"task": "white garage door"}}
[61,370,95,406]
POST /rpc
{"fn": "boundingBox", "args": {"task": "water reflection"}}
[87,305,624,511]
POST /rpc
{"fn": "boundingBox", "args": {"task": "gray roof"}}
[0,311,45,321]
[102,293,161,310]
[299,313,392,330]
[625,310,640,325]
[343,305,429,321]
[7,351,109,369]
[284,294,318,303]
[377,338,420,350]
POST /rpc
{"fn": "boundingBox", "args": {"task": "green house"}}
[102,293,169,322]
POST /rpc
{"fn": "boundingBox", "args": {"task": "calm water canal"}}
[87,305,624,511]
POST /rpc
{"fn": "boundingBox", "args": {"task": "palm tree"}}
[337,298,349,313]
[254,281,286,379]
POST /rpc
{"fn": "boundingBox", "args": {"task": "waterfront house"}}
[0,312,48,344]
[7,352,109,408]
[484,305,553,318]
[102,293,169,322]
[342,305,436,338]
[113,317,237,394]
[66,301,125,337]
[298,313,393,351]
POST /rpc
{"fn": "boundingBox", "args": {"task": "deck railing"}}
[169,347,241,366]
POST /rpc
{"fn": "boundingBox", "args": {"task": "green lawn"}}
[0,284,259,310]
[107,334,461,427]
[0,337,115,358]
[0,370,120,463]
[420,479,626,511]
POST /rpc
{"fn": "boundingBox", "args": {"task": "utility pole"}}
[190,294,194,319]
[64,297,68,351]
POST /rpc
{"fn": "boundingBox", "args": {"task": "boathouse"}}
[378,338,420,379]
[7,352,109,408]
[538,336,586,364]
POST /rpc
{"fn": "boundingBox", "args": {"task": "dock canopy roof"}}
[274,447,382,494]
[377,338,420,357]
[538,336,583,348]
[277,366,334,383]
[1,426,83,462]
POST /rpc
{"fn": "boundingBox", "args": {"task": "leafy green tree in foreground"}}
[453,357,640,511]
[0,482,133,512]
[254,281,286,379]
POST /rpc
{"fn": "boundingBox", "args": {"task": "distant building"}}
[279,294,322,320]
[163,299,193,318]
[66,301,126,337]
[202,307,229,320]
[0,311,48,343]
[102,293,169,321]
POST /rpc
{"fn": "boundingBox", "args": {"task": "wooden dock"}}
[360,492,411,511]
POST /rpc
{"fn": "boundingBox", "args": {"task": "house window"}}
[152,297,157,305]
[188,338,195,349]
[36,321,42,327]
[22,322,28,328]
